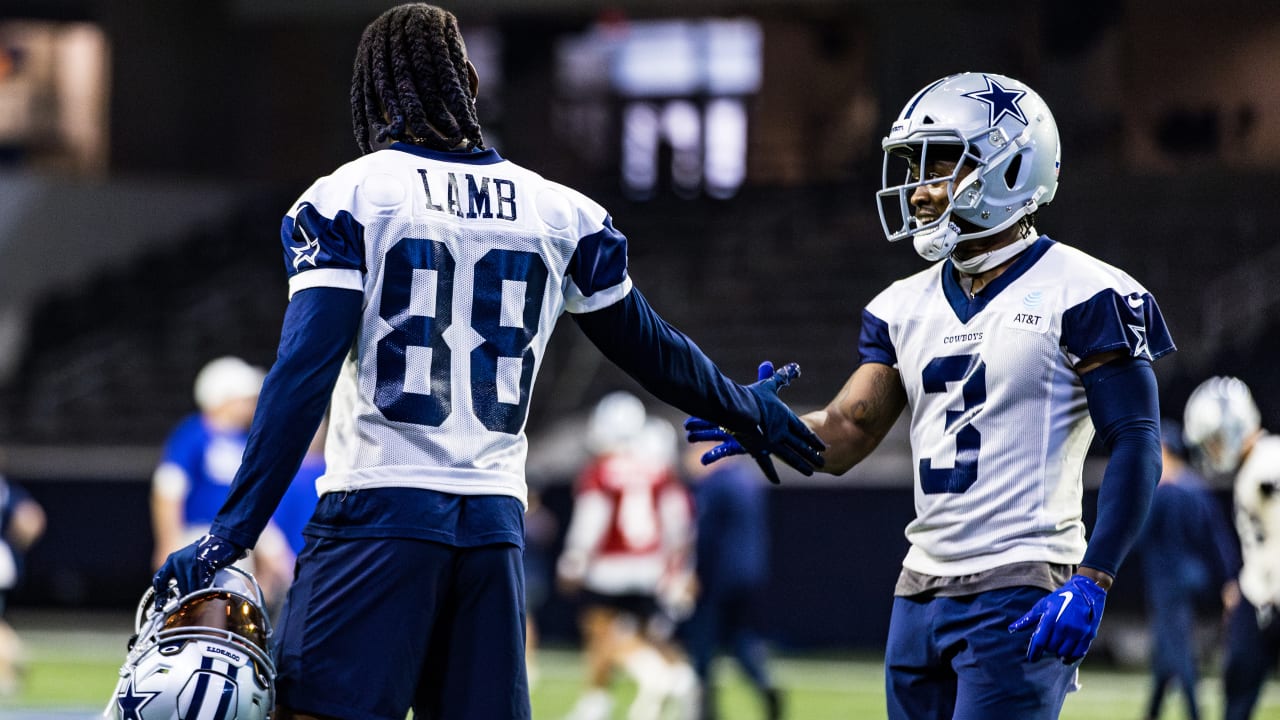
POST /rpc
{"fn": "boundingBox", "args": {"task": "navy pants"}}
[274,536,529,720]
[885,587,1079,720]
[1224,596,1280,720]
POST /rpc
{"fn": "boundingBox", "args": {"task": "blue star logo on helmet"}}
[962,76,1029,127]
[117,676,160,719]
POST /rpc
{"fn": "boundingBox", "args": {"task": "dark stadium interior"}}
[1,0,1277,653]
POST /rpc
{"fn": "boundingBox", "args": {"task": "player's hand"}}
[1008,574,1107,663]
[151,533,246,606]
[684,361,825,484]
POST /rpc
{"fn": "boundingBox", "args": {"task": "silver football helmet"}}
[107,567,275,720]
[877,72,1061,262]
[1183,376,1262,475]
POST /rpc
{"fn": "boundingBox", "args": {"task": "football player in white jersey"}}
[689,72,1174,719]
[149,5,823,720]
[1183,377,1280,720]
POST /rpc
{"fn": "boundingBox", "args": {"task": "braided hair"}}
[351,4,484,154]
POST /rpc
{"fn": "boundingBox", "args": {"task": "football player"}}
[151,5,823,720]
[1182,377,1280,720]
[689,72,1174,718]
[149,356,295,607]
[0,465,44,696]
[558,392,698,720]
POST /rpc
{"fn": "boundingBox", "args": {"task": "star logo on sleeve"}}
[1128,324,1152,360]
[962,75,1029,127]
[117,676,160,719]
[291,220,322,270]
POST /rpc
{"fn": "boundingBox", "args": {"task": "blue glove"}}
[1008,574,1108,663]
[151,533,246,606]
[684,361,824,484]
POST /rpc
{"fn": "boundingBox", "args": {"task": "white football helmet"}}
[586,390,648,455]
[877,72,1061,262]
[1183,376,1262,475]
[107,567,274,720]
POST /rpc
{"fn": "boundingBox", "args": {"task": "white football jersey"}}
[280,143,634,506]
[1234,433,1280,610]
[860,237,1174,576]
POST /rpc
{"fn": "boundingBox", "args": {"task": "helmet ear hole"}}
[1004,151,1025,190]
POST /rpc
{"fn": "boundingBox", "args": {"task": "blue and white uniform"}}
[282,142,631,507]
[866,236,1174,720]
[205,141,767,720]
[860,236,1174,575]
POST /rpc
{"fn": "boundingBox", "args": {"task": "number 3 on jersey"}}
[919,353,986,494]
[375,238,548,435]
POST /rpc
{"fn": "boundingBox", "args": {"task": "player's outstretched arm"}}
[685,360,814,483]
[573,287,824,482]
[801,362,906,475]
[152,287,361,600]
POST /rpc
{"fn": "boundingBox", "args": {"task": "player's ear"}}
[467,60,479,100]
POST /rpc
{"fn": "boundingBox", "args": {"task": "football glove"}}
[1008,574,1108,664]
[684,361,825,484]
[152,533,247,607]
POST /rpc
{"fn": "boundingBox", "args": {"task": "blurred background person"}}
[523,482,559,690]
[558,391,698,720]
[0,456,45,697]
[680,441,782,720]
[1182,376,1280,720]
[148,356,294,607]
[270,418,327,559]
[1137,418,1238,720]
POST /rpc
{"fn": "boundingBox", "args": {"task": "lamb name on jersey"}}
[279,142,635,507]
[859,236,1174,576]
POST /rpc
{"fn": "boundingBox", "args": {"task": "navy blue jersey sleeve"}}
[857,309,896,366]
[566,215,628,296]
[572,287,760,433]
[1061,290,1175,362]
[280,202,366,279]
[209,287,362,550]
[1079,356,1162,577]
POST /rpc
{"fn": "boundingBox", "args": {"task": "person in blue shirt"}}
[680,442,781,720]
[150,6,823,720]
[0,464,44,697]
[1138,419,1237,720]
[150,356,294,605]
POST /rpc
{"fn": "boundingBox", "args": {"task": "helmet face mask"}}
[877,72,1060,262]
[110,568,275,720]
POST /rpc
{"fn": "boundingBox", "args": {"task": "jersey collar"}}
[941,235,1055,323]
[389,142,505,165]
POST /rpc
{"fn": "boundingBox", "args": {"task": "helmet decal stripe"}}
[902,77,950,120]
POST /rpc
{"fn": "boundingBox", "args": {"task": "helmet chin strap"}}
[951,232,1036,274]
[912,220,961,262]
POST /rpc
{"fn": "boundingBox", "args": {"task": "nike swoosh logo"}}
[1127,295,1144,309]
[1055,590,1075,621]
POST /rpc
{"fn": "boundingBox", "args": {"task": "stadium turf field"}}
[4,612,1280,719]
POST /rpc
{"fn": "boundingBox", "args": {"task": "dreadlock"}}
[351,4,485,154]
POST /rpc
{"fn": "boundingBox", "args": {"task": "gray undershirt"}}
[894,561,1075,598]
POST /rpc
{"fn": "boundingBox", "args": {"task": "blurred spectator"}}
[1137,419,1236,720]
[149,357,293,605]
[522,484,558,689]
[1182,377,1280,720]
[680,443,781,720]
[558,392,698,720]
[0,455,45,696]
